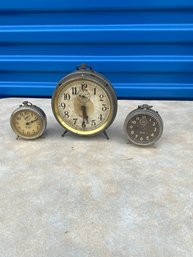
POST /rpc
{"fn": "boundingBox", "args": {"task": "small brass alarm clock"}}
[124,104,163,146]
[52,64,117,138]
[10,101,47,140]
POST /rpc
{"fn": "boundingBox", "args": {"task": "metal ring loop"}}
[76,64,94,72]
[22,101,33,106]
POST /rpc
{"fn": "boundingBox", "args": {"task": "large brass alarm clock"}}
[52,64,117,137]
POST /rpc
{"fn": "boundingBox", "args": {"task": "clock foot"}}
[103,130,109,140]
[41,133,46,139]
[61,130,68,137]
[16,135,20,140]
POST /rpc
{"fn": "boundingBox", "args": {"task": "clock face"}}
[126,113,162,145]
[52,78,117,135]
[11,109,43,139]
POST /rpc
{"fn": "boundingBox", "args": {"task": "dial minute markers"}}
[56,80,111,132]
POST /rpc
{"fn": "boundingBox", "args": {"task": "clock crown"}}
[76,64,94,72]
[138,104,153,110]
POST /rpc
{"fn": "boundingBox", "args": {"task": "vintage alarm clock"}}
[52,64,117,138]
[124,104,163,146]
[10,101,47,140]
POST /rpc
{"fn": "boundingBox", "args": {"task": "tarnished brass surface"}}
[52,65,117,136]
[10,101,47,140]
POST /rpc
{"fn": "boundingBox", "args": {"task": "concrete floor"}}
[0,98,193,257]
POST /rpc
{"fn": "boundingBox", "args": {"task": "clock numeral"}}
[151,133,154,137]
[60,102,66,109]
[153,127,157,132]
[131,120,136,124]
[72,87,77,95]
[16,117,21,121]
[99,114,103,121]
[140,137,143,141]
[146,136,149,140]
[73,118,77,124]
[91,120,96,126]
[102,104,108,111]
[152,122,156,126]
[136,117,140,121]
[64,93,70,100]
[93,88,97,95]
[64,111,69,118]
[81,83,87,91]
[99,94,104,101]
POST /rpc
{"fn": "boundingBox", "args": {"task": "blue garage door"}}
[0,0,193,99]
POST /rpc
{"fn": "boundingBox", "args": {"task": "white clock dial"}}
[57,80,111,131]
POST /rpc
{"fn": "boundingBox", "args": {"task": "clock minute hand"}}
[81,105,88,124]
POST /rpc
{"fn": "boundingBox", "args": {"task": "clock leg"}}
[41,133,46,139]
[16,135,20,140]
[103,130,109,140]
[61,130,68,137]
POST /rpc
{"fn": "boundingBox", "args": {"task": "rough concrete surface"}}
[0,98,193,257]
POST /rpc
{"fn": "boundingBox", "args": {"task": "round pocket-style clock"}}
[10,101,47,140]
[124,104,163,146]
[52,64,117,138]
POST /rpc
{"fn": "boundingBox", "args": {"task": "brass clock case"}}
[51,64,117,136]
[10,101,47,140]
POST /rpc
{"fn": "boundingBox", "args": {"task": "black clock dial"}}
[126,114,160,145]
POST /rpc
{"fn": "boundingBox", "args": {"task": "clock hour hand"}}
[78,90,90,104]
[26,118,38,126]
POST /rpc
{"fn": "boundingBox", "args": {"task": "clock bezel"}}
[51,69,117,136]
[124,108,163,146]
[10,104,47,140]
